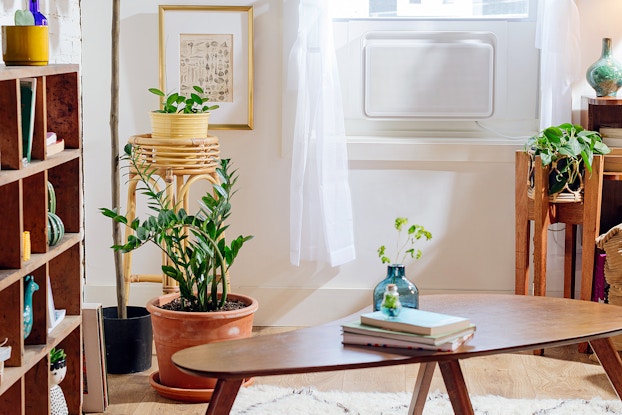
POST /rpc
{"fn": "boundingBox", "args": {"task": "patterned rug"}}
[232,385,622,414]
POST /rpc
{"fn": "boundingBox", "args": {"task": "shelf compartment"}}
[48,158,81,234]
[48,243,81,316]
[0,180,22,269]
[22,172,46,254]
[0,79,21,170]
[46,72,80,151]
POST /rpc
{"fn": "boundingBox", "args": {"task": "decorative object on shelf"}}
[49,347,68,415]
[380,283,402,318]
[148,86,219,139]
[1,6,49,66]
[158,5,254,130]
[23,275,39,339]
[373,218,432,311]
[101,146,257,401]
[22,231,31,261]
[47,181,65,246]
[20,78,36,163]
[525,123,611,202]
[586,38,622,97]
[29,0,48,26]
[0,338,11,386]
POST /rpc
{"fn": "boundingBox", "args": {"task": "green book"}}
[360,308,471,336]
[20,78,36,163]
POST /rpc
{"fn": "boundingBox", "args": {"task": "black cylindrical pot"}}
[103,306,153,374]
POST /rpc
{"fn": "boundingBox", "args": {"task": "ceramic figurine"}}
[23,275,39,339]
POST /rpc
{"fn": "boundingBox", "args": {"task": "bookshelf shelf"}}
[0,64,83,414]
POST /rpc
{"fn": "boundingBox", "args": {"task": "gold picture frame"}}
[158,5,254,130]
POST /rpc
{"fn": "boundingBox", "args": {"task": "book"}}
[47,138,65,156]
[360,308,471,336]
[342,331,474,352]
[47,275,66,333]
[46,131,57,145]
[342,321,476,346]
[20,78,36,163]
[82,303,109,413]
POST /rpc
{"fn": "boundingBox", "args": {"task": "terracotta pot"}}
[146,292,258,394]
[149,112,210,139]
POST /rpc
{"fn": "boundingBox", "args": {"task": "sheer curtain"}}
[536,0,581,129]
[287,0,356,267]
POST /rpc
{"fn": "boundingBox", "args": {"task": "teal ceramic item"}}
[586,38,622,97]
[23,275,39,339]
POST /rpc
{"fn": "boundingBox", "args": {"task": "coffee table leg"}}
[590,337,622,399]
[439,360,475,415]
[205,378,244,415]
[408,362,436,415]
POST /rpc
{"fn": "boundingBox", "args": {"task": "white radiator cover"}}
[363,31,496,119]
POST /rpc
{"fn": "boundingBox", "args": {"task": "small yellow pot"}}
[149,112,210,139]
[2,25,49,66]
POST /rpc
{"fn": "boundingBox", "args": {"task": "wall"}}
[76,0,622,326]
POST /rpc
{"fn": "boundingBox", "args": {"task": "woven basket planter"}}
[526,153,584,203]
[149,112,210,140]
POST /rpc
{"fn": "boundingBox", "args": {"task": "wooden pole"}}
[110,0,126,318]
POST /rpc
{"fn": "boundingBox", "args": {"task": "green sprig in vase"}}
[586,38,622,97]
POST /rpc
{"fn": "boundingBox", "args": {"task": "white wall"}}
[12,0,622,326]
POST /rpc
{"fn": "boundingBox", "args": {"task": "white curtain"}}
[536,0,581,130]
[287,0,356,267]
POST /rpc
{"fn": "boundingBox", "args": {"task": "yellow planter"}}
[2,25,49,66]
[149,112,210,140]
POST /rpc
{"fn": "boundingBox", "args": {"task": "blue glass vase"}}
[586,38,622,97]
[29,0,48,26]
[373,264,419,311]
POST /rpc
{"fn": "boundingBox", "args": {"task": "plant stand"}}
[515,151,605,301]
[122,134,222,298]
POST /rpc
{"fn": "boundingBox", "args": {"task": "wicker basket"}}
[596,224,622,350]
[526,154,583,203]
[128,134,220,174]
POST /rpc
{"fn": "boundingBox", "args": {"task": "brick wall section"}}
[0,0,81,64]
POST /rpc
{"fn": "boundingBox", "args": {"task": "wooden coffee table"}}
[172,294,622,415]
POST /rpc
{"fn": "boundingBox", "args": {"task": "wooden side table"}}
[514,151,604,301]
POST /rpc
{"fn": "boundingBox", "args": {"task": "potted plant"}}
[525,123,611,201]
[50,347,68,414]
[101,0,153,376]
[373,218,432,311]
[1,6,49,66]
[149,86,219,139]
[100,144,256,402]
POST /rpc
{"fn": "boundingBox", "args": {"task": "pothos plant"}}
[526,123,610,195]
[100,144,252,312]
[378,217,432,265]
[149,86,220,114]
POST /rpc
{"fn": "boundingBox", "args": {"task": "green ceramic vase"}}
[586,38,622,97]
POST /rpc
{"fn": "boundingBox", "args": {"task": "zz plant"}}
[101,144,252,312]
[526,123,610,195]
[149,86,219,114]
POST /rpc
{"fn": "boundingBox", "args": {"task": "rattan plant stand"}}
[122,134,221,299]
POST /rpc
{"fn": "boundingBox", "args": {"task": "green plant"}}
[100,145,252,312]
[50,347,66,364]
[377,218,432,265]
[149,86,220,114]
[526,123,610,195]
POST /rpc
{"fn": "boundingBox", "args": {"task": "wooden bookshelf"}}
[0,64,83,414]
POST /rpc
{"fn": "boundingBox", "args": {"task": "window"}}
[332,0,540,138]
[333,0,532,19]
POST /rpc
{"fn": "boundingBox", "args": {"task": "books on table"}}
[342,321,476,346]
[342,330,474,352]
[360,308,471,336]
[342,307,475,351]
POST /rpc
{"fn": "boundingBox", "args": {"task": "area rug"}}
[231,385,622,414]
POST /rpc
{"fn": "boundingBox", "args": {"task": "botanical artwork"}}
[179,34,233,103]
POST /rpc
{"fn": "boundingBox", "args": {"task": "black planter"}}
[103,306,153,374]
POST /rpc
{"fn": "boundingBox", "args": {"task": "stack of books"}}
[342,308,475,352]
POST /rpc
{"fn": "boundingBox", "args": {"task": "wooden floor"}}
[93,327,620,414]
